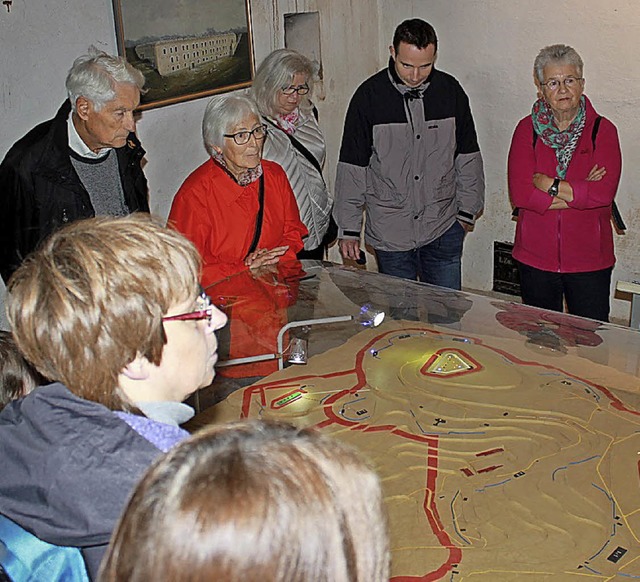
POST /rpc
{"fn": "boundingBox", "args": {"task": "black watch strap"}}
[548,177,560,197]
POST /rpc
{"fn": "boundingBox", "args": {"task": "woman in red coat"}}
[169,94,307,288]
[169,94,307,377]
[508,44,622,322]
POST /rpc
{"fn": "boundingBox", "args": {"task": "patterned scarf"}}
[211,150,262,186]
[276,108,300,135]
[531,95,586,179]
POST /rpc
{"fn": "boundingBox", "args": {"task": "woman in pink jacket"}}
[508,44,622,322]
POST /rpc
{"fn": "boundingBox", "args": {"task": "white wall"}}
[1,0,639,326]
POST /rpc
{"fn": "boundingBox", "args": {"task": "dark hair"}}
[0,330,43,410]
[392,18,438,52]
[100,420,390,582]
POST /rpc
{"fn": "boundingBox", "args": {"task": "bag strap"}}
[245,174,265,258]
[264,118,325,183]
[589,116,626,231]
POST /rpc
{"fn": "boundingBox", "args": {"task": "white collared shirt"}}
[67,114,111,159]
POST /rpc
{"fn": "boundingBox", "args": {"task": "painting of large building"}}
[135,32,238,77]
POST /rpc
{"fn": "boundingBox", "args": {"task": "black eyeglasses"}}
[162,293,217,328]
[281,84,310,96]
[223,124,268,146]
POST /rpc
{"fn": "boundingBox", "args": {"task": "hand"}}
[338,239,361,261]
[586,164,606,181]
[457,220,473,233]
[533,172,552,192]
[249,264,279,280]
[549,198,569,210]
[245,246,289,269]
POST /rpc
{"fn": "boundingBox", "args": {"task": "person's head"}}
[66,48,146,152]
[533,44,585,116]
[390,19,438,88]
[100,420,390,582]
[252,48,317,117]
[6,214,227,411]
[203,93,266,180]
[0,331,43,410]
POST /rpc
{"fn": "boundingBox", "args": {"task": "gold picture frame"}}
[112,0,255,110]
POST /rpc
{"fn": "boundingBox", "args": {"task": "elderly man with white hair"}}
[0,48,150,284]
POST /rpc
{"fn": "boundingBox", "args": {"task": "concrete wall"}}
[1,0,639,326]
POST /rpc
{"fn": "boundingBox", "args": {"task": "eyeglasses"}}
[223,124,268,146]
[162,292,217,328]
[281,84,309,96]
[541,76,583,91]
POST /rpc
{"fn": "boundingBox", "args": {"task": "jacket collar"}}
[387,56,435,96]
[36,101,144,182]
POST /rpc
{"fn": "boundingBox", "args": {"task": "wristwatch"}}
[548,177,560,197]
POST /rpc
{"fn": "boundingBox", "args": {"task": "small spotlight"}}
[358,303,385,328]
[286,337,308,365]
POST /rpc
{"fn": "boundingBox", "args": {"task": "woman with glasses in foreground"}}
[0,215,227,579]
[508,44,622,322]
[253,49,334,260]
[168,93,307,287]
[100,420,390,582]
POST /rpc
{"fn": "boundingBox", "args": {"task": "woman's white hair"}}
[202,93,261,156]
[252,48,317,117]
[66,47,145,112]
[534,44,584,83]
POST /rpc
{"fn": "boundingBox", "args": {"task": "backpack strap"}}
[591,116,602,148]
[591,116,626,232]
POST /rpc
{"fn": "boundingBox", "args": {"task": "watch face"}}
[548,179,560,197]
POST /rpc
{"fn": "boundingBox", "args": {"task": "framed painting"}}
[112,0,255,110]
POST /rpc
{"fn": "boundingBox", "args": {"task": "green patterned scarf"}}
[531,96,586,179]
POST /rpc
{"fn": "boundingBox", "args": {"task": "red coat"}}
[508,96,621,273]
[168,158,307,286]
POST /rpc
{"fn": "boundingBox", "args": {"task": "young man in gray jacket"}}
[334,18,484,289]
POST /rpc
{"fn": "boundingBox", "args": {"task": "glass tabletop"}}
[191,260,640,580]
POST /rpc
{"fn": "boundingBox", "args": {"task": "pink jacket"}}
[508,96,621,273]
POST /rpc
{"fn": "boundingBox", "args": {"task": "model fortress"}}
[135,32,238,76]
[213,320,640,580]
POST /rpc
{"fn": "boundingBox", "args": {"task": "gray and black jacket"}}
[334,60,484,251]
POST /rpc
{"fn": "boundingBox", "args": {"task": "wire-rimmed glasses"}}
[541,76,583,91]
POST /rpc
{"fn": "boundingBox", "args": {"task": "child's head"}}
[0,330,42,410]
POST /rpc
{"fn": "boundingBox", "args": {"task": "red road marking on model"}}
[476,447,504,457]
[477,465,503,474]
